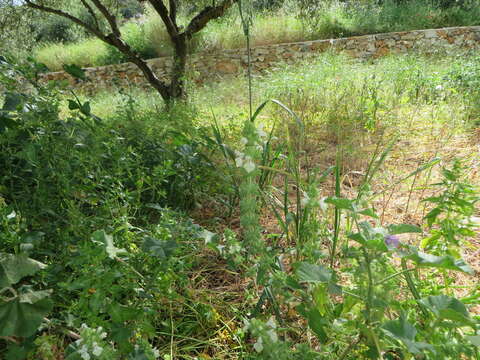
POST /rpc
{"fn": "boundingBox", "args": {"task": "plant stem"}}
[401,258,429,318]
[330,161,342,268]
[376,268,416,286]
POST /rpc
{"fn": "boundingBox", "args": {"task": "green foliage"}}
[0,57,231,358]
[2,24,480,359]
[31,0,480,70]
[422,159,479,256]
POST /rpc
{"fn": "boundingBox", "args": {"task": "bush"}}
[0,59,220,249]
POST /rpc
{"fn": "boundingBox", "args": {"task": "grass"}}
[34,0,480,71]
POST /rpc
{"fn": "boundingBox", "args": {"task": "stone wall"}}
[41,26,480,93]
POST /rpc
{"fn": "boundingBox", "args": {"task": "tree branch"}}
[169,0,177,24]
[147,0,178,38]
[90,0,121,37]
[24,0,106,39]
[185,0,237,38]
[80,0,100,31]
[25,0,171,101]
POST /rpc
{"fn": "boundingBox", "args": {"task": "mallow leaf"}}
[406,251,473,274]
[0,290,52,337]
[420,295,474,326]
[388,224,422,235]
[0,253,46,288]
[382,316,416,341]
[382,317,433,354]
[295,262,332,283]
[142,237,177,259]
[325,197,355,211]
[92,230,127,259]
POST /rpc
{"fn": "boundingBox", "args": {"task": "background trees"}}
[18,0,238,102]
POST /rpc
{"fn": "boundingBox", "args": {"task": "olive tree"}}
[15,0,238,102]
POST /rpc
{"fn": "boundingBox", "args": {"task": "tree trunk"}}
[169,33,188,101]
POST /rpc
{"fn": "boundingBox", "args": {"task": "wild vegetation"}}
[30,0,480,71]
[1,0,480,359]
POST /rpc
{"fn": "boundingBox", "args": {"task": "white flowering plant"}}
[65,324,116,360]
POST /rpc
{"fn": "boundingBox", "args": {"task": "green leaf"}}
[80,101,91,116]
[407,251,473,274]
[388,224,422,235]
[382,317,416,341]
[142,237,177,259]
[127,347,150,360]
[198,229,218,244]
[325,197,355,211]
[358,208,379,218]
[0,113,18,133]
[466,335,480,347]
[2,92,24,111]
[0,253,46,288]
[92,230,127,259]
[348,232,367,245]
[420,295,474,326]
[304,307,328,343]
[295,262,332,283]
[0,292,52,337]
[109,303,139,323]
[63,64,86,80]
[382,317,433,354]
[6,343,31,360]
[424,208,442,227]
[67,99,80,110]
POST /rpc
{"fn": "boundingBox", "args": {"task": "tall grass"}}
[34,0,480,71]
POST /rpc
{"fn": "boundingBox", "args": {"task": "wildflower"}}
[243,157,256,173]
[92,342,103,356]
[267,329,278,342]
[301,193,310,207]
[257,124,267,138]
[240,137,248,145]
[266,317,277,329]
[78,345,90,360]
[319,197,328,212]
[385,235,401,248]
[435,84,443,91]
[253,337,264,352]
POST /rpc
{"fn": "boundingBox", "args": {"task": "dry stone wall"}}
[41,26,480,93]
